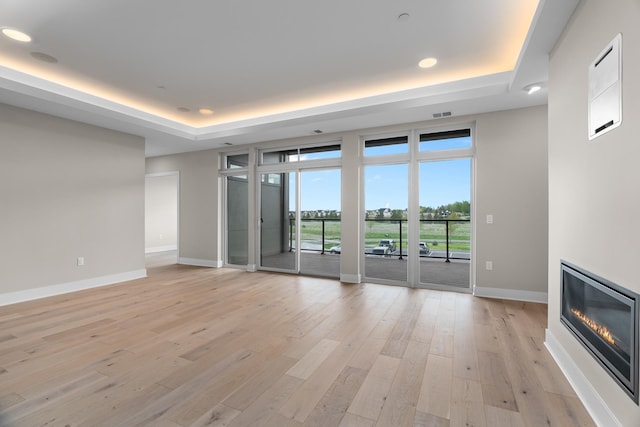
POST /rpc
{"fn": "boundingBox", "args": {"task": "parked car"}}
[419,241,431,256]
[329,245,341,254]
[391,242,431,256]
[372,239,396,256]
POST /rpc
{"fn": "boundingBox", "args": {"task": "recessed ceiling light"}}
[177,107,190,112]
[525,84,543,95]
[527,85,542,95]
[199,108,214,115]
[2,28,32,42]
[418,57,438,69]
[30,52,58,63]
[397,13,410,22]
[313,129,323,134]
[528,86,541,95]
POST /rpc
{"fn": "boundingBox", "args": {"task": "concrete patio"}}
[263,251,470,289]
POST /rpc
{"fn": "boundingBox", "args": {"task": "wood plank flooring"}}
[0,261,595,426]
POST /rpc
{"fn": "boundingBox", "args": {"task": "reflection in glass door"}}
[364,163,408,283]
[260,172,297,271]
[300,169,341,278]
[418,158,471,288]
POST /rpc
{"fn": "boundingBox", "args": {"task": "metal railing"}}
[289,218,471,262]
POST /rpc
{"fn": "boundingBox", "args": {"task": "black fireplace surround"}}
[561,261,639,404]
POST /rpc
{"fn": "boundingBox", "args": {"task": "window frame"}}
[415,124,475,161]
[258,140,342,169]
[220,150,250,174]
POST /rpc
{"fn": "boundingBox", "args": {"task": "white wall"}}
[475,106,549,301]
[146,150,220,267]
[0,103,146,305]
[146,105,549,299]
[547,1,640,426]
[145,173,178,253]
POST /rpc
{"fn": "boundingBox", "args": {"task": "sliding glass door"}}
[300,169,341,278]
[260,172,297,272]
[364,163,408,283]
[418,158,471,288]
[258,142,342,278]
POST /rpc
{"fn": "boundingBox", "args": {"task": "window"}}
[419,129,471,152]
[260,143,341,165]
[220,151,250,267]
[225,153,249,168]
[364,136,408,156]
[361,126,473,290]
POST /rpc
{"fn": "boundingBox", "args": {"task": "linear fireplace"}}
[561,261,639,404]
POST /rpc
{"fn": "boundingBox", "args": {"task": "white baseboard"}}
[178,257,222,268]
[545,329,621,427]
[246,264,257,272]
[0,269,147,307]
[473,286,548,303]
[340,273,361,283]
[145,245,177,254]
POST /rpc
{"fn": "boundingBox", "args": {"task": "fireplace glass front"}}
[561,261,638,404]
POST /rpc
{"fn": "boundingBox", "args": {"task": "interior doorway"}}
[145,172,178,266]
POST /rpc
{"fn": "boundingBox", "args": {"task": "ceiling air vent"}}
[432,111,452,119]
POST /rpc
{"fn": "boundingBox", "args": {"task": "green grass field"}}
[294,219,471,251]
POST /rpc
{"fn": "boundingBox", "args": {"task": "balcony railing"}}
[289,218,471,262]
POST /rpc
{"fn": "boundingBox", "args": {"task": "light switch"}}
[486,214,493,224]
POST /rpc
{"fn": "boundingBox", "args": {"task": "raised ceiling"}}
[0,0,578,156]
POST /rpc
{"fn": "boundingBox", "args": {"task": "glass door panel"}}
[418,159,471,288]
[226,174,248,265]
[364,163,408,283]
[299,169,341,278]
[260,172,297,271]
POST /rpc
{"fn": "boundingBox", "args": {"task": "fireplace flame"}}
[571,308,615,346]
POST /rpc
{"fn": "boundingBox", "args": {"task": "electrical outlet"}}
[77,257,85,266]
[485,261,493,270]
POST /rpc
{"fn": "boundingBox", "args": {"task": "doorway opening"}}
[145,172,179,268]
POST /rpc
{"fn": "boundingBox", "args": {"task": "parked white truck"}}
[372,239,396,256]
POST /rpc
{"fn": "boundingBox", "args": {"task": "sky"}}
[296,158,470,211]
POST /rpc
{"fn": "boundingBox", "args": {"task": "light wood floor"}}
[0,262,595,426]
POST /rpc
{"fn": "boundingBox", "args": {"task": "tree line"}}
[373,201,470,220]
[420,200,470,219]
[298,200,470,220]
